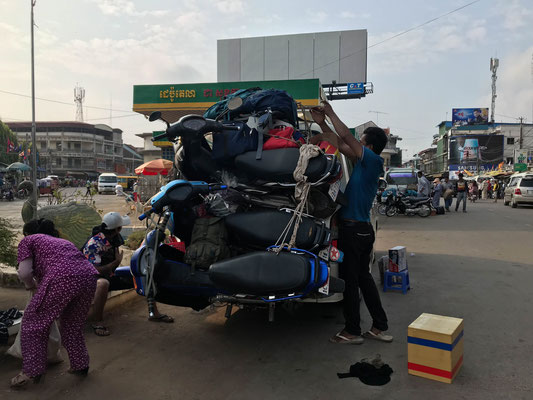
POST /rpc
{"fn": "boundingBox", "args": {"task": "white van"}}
[98,173,118,194]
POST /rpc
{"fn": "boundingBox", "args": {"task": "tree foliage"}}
[0,120,19,165]
[0,217,18,267]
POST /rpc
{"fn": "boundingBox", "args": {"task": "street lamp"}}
[30,0,38,217]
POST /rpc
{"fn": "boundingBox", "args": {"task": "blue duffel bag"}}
[203,87,261,121]
[239,89,299,126]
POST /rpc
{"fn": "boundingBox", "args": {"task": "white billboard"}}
[217,30,367,85]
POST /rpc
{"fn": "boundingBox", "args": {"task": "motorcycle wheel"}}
[385,206,397,217]
[377,204,387,215]
[418,204,431,217]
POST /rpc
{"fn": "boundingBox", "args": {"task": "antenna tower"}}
[490,58,499,124]
[74,84,85,122]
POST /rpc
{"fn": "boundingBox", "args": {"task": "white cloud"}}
[215,0,246,15]
[306,10,328,24]
[91,0,169,17]
[369,18,488,74]
[341,11,370,19]
[501,0,533,30]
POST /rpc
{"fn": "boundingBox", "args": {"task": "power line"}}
[86,113,143,121]
[296,0,482,78]
[0,88,132,113]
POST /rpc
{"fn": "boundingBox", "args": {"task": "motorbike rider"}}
[310,101,392,345]
[82,212,174,336]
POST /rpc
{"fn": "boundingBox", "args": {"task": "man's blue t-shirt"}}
[340,147,384,222]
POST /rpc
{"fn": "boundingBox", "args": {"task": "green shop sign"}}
[133,79,322,111]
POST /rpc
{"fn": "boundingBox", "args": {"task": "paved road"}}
[1,200,532,399]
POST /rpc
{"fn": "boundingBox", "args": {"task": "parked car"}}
[504,172,533,208]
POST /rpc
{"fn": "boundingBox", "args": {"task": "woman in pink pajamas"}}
[10,219,98,388]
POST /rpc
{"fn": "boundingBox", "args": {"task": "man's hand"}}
[320,100,334,117]
[310,107,326,125]
[114,248,124,268]
[309,133,324,145]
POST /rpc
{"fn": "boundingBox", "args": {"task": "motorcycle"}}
[1,186,15,201]
[384,191,432,217]
[116,111,346,321]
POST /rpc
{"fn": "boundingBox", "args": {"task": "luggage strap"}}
[273,144,322,253]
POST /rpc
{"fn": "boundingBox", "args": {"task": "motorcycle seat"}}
[234,148,337,183]
[225,209,330,251]
[405,196,429,202]
[209,251,310,295]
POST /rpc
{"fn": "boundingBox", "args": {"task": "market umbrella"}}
[7,162,31,171]
[135,159,173,176]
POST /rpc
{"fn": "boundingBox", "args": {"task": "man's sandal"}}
[329,332,364,344]
[91,325,110,336]
[363,330,394,343]
[148,314,174,323]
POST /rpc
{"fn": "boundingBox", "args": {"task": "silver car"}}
[504,172,533,208]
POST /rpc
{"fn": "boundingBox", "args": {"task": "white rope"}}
[274,144,321,253]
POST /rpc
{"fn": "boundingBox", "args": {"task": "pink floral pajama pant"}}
[21,274,97,377]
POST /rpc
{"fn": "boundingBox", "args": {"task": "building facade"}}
[429,121,533,175]
[353,121,402,168]
[7,121,125,178]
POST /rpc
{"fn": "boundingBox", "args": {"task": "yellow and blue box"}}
[408,313,464,384]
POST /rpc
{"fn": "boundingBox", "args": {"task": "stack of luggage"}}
[143,87,346,305]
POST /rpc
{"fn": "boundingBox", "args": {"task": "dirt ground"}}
[1,200,532,399]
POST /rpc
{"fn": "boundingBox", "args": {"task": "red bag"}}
[318,140,337,155]
[263,127,304,150]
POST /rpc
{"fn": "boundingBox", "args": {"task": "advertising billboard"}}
[452,108,489,126]
[514,149,529,172]
[217,30,367,85]
[448,135,504,172]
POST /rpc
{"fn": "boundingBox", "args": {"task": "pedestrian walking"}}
[481,179,488,200]
[11,219,98,388]
[432,178,443,208]
[310,101,392,345]
[442,177,454,211]
[455,173,468,212]
[85,180,92,196]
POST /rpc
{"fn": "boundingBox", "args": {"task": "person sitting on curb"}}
[310,101,393,345]
[82,212,174,336]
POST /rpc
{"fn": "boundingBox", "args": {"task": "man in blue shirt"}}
[310,102,392,345]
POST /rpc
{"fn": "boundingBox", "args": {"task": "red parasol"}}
[135,159,173,176]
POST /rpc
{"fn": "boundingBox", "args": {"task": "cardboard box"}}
[388,246,407,272]
[408,313,464,384]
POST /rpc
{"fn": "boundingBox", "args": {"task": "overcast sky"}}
[1,0,532,158]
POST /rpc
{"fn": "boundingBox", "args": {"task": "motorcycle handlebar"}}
[139,207,155,221]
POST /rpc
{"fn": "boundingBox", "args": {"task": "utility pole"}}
[519,116,524,148]
[30,0,38,217]
[490,58,499,124]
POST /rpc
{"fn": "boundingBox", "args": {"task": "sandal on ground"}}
[91,325,110,336]
[68,367,89,377]
[363,330,394,343]
[148,314,174,323]
[329,332,364,344]
[10,372,42,388]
